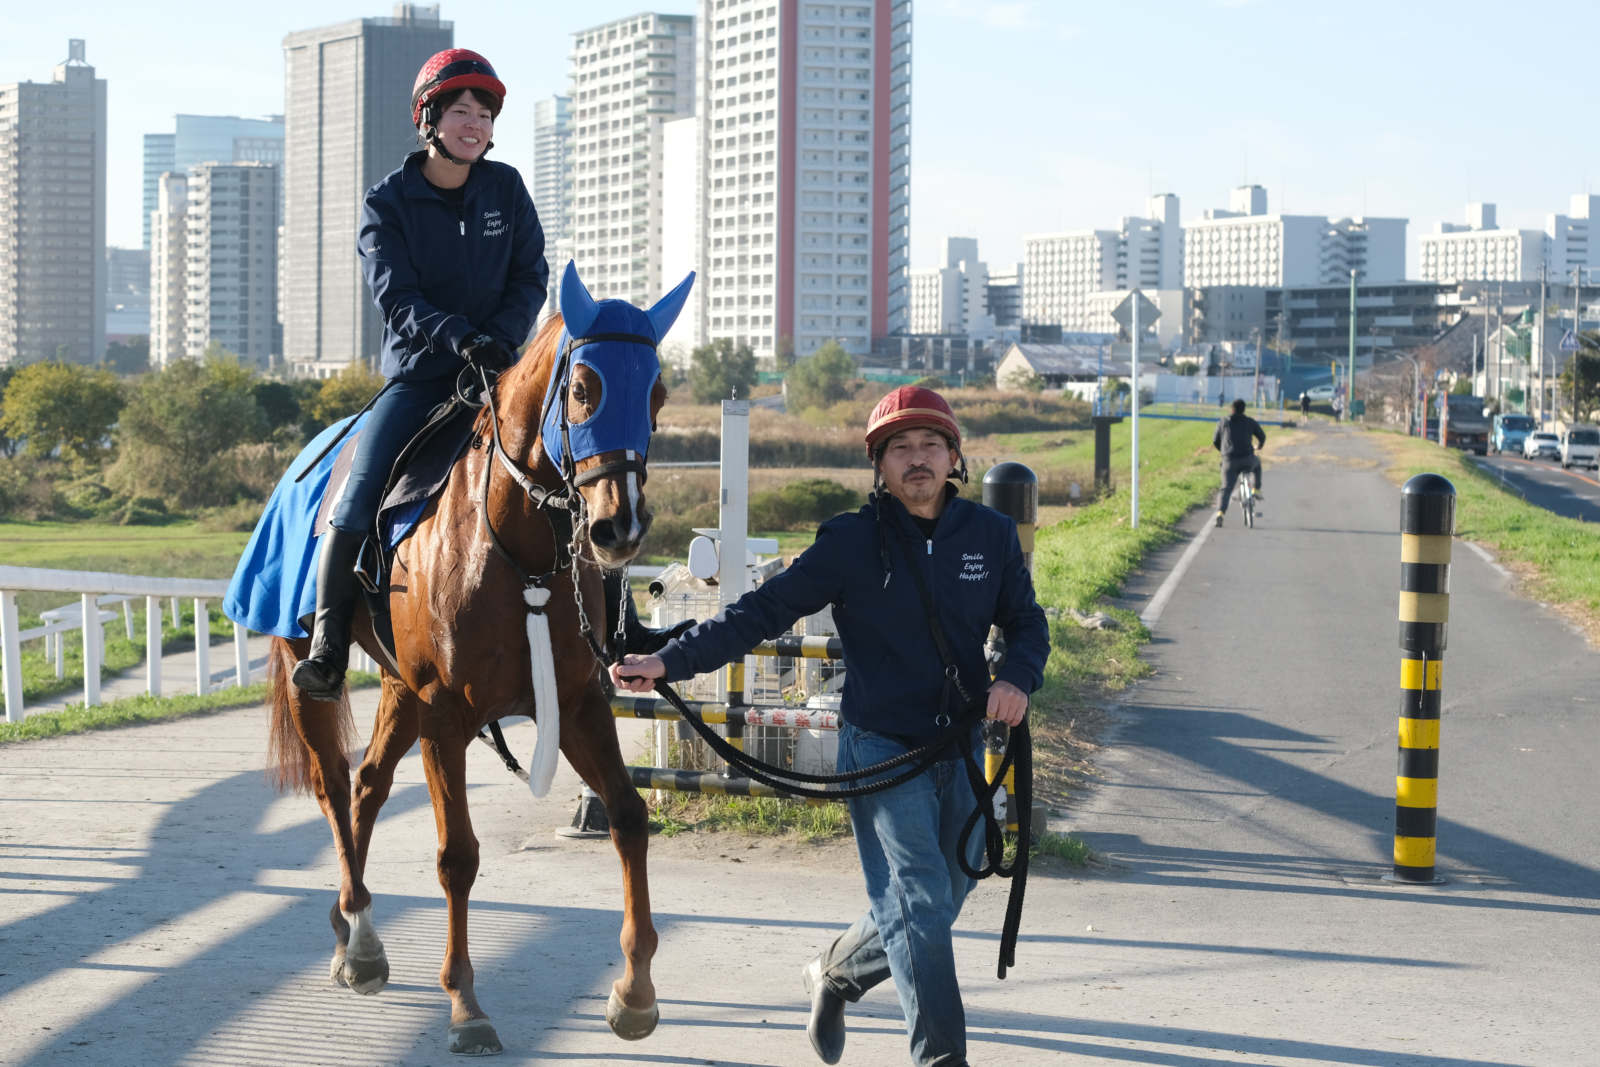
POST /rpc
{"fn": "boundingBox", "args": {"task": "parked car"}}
[1560,425,1600,470]
[1523,431,1561,461]
[1305,383,1336,401]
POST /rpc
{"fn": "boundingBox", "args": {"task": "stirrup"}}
[292,657,346,702]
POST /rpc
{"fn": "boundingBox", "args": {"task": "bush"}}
[785,341,857,411]
[748,478,863,531]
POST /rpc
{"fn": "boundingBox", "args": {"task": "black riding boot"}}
[291,527,364,701]
[602,569,694,658]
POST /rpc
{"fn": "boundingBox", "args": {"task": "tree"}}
[774,334,796,372]
[0,361,124,461]
[687,338,758,404]
[1560,331,1600,423]
[104,336,150,376]
[311,362,387,427]
[785,340,856,410]
[252,380,302,436]
[111,354,268,508]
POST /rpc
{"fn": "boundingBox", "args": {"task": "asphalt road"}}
[1,422,1596,1065]
[1471,451,1600,522]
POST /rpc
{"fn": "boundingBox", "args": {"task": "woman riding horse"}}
[294,48,676,704]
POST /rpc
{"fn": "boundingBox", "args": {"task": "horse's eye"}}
[571,381,587,405]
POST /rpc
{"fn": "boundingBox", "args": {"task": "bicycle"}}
[1236,474,1255,528]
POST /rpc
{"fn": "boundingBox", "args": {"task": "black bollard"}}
[982,463,1038,832]
[1389,473,1455,885]
[1091,416,1122,491]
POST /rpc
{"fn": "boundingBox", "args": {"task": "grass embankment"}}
[1370,433,1600,634]
[0,520,252,715]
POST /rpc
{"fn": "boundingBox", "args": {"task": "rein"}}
[644,676,1032,979]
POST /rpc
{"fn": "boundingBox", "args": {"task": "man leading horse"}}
[613,385,1050,1067]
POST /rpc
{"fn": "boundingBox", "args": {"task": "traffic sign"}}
[1111,290,1160,332]
[1559,329,1579,352]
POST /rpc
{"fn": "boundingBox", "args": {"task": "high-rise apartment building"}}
[281,4,452,376]
[150,173,188,367]
[695,0,912,359]
[1182,185,1406,288]
[182,162,279,367]
[1021,194,1181,333]
[140,115,284,249]
[0,40,107,367]
[1419,196,1600,284]
[530,95,572,245]
[909,236,991,337]
[568,14,696,308]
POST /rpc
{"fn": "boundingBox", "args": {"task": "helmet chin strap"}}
[421,110,493,165]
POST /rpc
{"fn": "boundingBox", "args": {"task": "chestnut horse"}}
[265,262,692,1055]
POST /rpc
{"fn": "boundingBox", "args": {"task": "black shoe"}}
[292,527,364,701]
[602,569,695,657]
[802,956,845,1065]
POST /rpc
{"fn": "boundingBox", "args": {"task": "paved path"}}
[1,422,1596,1065]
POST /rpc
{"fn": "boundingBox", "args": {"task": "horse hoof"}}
[330,948,389,994]
[606,986,659,1041]
[448,1018,504,1056]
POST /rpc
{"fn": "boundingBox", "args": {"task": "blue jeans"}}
[818,722,985,1067]
[328,378,453,533]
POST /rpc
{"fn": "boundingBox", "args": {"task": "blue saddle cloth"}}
[222,409,457,640]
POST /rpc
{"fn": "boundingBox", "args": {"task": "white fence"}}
[0,566,247,723]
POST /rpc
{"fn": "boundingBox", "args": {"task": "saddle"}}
[311,395,480,669]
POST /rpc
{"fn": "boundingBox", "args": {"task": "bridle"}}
[461,328,660,662]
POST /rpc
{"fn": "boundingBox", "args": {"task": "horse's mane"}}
[471,313,566,446]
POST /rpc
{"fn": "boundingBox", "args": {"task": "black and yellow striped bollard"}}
[1389,473,1454,885]
[981,462,1037,832]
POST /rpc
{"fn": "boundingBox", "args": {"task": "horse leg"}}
[418,722,502,1056]
[562,686,659,1041]
[330,675,420,994]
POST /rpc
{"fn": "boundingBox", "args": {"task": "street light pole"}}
[1348,269,1358,419]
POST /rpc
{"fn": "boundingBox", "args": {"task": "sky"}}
[3,0,1596,277]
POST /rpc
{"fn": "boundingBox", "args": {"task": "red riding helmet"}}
[411,49,506,128]
[864,386,962,459]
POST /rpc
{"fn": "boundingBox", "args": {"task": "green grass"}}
[645,792,853,841]
[0,683,270,743]
[1373,433,1600,619]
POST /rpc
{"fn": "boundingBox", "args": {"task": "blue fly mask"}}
[539,261,694,486]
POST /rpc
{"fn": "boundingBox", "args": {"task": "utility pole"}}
[1131,291,1141,529]
[1347,269,1358,419]
[1538,265,1547,426]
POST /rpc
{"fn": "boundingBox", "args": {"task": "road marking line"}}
[1140,515,1215,630]
[1464,540,1510,579]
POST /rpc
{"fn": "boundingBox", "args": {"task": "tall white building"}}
[1183,185,1406,288]
[530,95,571,244]
[1022,194,1181,332]
[695,0,912,359]
[909,236,991,337]
[568,13,696,307]
[1419,195,1600,284]
[281,4,452,376]
[149,173,188,367]
[659,114,700,360]
[0,39,107,367]
[141,115,284,250]
[182,162,279,368]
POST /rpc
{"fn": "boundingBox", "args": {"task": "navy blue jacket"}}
[657,487,1050,742]
[358,150,548,382]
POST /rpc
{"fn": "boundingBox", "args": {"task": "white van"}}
[1560,425,1600,470]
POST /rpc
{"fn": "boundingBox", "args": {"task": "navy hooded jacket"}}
[657,486,1050,742]
[358,150,548,382]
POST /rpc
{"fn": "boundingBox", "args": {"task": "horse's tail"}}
[266,636,356,794]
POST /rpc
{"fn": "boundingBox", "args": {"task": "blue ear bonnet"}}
[539,326,660,476]
[541,261,695,479]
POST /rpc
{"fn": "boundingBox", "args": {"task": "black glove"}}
[460,332,516,371]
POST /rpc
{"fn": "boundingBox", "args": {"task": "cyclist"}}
[1213,398,1265,527]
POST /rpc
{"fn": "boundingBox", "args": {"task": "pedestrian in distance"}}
[1299,391,1311,418]
[1213,398,1266,527]
[610,385,1050,1067]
